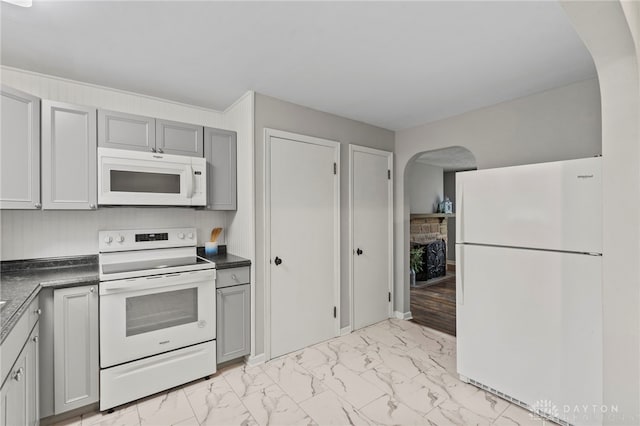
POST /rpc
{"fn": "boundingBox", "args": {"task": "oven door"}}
[98,147,206,206]
[99,269,215,368]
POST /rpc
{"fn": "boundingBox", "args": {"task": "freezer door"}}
[456,157,602,253]
[456,245,602,426]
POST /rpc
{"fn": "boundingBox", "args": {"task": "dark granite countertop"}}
[197,249,251,270]
[1,256,99,344]
[0,252,249,344]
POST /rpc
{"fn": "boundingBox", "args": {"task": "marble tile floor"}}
[54,319,555,426]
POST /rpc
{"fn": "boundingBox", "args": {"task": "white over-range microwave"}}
[98,147,206,206]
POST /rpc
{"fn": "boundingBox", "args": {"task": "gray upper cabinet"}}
[53,285,99,414]
[0,86,41,210]
[204,127,237,210]
[156,119,203,157]
[98,109,155,152]
[42,100,97,210]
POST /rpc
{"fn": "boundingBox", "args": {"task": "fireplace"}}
[416,239,447,281]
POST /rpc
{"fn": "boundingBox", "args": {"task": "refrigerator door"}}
[456,244,602,425]
[456,157,602,254]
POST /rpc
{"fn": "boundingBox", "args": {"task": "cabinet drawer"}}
[216,267,250,288]
[1,297,39,387]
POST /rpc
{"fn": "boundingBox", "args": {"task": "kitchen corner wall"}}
[253,93,395,356]
[0,67,253,261]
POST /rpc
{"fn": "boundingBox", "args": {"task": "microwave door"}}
[98,153,191,206]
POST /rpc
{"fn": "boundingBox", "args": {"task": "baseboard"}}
[447,261,456,271]
[340,326,352,336]
[394,311,413,320]
[245,353,266,366]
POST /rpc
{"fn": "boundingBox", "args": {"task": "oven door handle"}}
[100,272,209,295]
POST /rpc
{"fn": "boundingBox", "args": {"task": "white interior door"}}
[350,145,393,330]
[267,131,339,359]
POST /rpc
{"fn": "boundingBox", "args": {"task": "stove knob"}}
[116,235,125,243]
[178,232,185,239]
[188,232,194,239]
[104,236,113,244]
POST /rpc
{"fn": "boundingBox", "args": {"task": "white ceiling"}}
[1,1,596,131]
[415,146,477,172]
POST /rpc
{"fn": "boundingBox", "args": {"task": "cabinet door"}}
[0,342,28,426]
[204,128,237,210]
[98,109,155,153]
[42,101,97,210]
[0,86,40,209]
[217,284,250,363]
[54,285,99,414]
[26,326,39,426]
[156,119,203,157]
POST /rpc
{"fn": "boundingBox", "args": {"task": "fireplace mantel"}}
[411,213,455,223]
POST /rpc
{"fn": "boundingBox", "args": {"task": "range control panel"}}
[99,227,197,252]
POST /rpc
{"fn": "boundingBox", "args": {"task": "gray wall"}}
[394,77,602,317]
[407,162,443,213]
[254,93,395,356]
[443,171,456,262]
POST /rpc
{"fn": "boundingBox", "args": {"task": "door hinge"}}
[334,163,337,175]
[388,169,391,180]
[333,306,337,318]
[388,292,391,302]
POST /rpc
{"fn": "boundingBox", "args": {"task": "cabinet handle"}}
[157,148,164,153]
[217,290,221,295]
[33,335,39,343]
[34,203,42,209]
[35,308,42,316]
[89,204,96,209]
[14,368,24,382]
[90,287,96,293]
[231,274,237,280]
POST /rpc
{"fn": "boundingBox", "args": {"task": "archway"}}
[402,146,476,335]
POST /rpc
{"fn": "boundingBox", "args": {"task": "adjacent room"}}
[407,147,476,336]
[0,1,638,426]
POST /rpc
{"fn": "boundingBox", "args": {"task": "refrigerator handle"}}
[458,183,464,243]
[458,246,464,305]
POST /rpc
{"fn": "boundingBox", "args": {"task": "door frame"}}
[349,144,394,331]
[263,128,341,361]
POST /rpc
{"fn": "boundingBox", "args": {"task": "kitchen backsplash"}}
[0,208,228,261]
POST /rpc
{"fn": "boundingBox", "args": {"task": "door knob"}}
[274,257,283,266]
[356,248,363,256]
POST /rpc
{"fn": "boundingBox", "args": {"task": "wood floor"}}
[410,274,456,336]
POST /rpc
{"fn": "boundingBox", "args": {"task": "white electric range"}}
[98,227,216,411]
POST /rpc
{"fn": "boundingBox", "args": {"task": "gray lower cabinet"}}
[217,283,251,363]
[39,285,99,416]
[1,322,39,426]
[204,127,237,210]
[0,85,41,210]
[156,119,203,157]
[42,100,98,210]
[98,109,155,153]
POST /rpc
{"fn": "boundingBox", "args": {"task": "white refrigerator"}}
[456,157,603,426]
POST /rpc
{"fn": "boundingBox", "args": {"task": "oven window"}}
[110,170,181,194]
[125,288,198,336]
